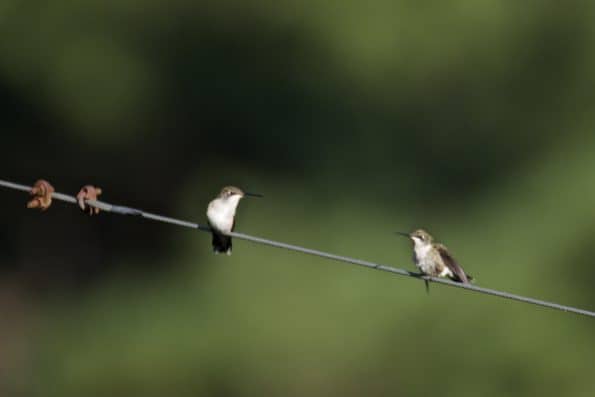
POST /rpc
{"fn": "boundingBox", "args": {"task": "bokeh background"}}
[1,1,595,396]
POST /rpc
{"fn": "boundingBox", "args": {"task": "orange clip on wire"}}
[76,185,102,215]
[27,180,54,211]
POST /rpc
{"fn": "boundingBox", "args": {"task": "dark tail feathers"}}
[212,232,232,255]
[451,273,474,284]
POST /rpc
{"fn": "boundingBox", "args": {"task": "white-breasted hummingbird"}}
[206,186,262,254]
[397,229,473,293]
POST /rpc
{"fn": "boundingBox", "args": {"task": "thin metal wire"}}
[1,178,594,318]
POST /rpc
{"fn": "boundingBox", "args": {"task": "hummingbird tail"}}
[449,273,474,284]
[212,232,232,255]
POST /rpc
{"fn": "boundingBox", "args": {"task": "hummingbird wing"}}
[435,244,469,283]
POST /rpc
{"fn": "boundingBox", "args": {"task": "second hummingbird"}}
[397,229,473,292]
[206,186,262,255]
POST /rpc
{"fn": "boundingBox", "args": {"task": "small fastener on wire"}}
[76,185,102,215]
[27,179,54,210]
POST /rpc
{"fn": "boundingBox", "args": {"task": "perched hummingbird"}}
[397,229,473,293]
[206,186,262,255]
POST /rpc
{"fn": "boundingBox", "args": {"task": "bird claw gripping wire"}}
[27,180,54,210]
[76,185,102,215]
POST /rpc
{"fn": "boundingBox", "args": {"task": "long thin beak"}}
[244,192,263,198]
[395,231,410,237]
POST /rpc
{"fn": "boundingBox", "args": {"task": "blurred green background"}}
[1,1,595,396]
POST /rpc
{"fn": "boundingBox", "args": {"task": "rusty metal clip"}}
[27,179,54,210]
[76,185,102,215]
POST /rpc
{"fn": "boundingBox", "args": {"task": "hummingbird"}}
[206,186,262,255]
[396,229,473,293]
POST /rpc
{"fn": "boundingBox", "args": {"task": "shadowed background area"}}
[1,1,595,396]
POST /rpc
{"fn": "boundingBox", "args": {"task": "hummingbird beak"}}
[243,192,263,198]
[395,231,410,237]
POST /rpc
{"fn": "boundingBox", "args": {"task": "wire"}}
[1,178,594,318]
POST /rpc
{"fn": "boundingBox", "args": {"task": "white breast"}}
[413,243,454,278]
[413,243,435,274]
[207,196,241,233]
[414,244,432,263]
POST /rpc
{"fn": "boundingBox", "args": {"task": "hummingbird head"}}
[217,186,263,201]
[218,186,245,200]
[396,229,433,246]
[410,229,433,246]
